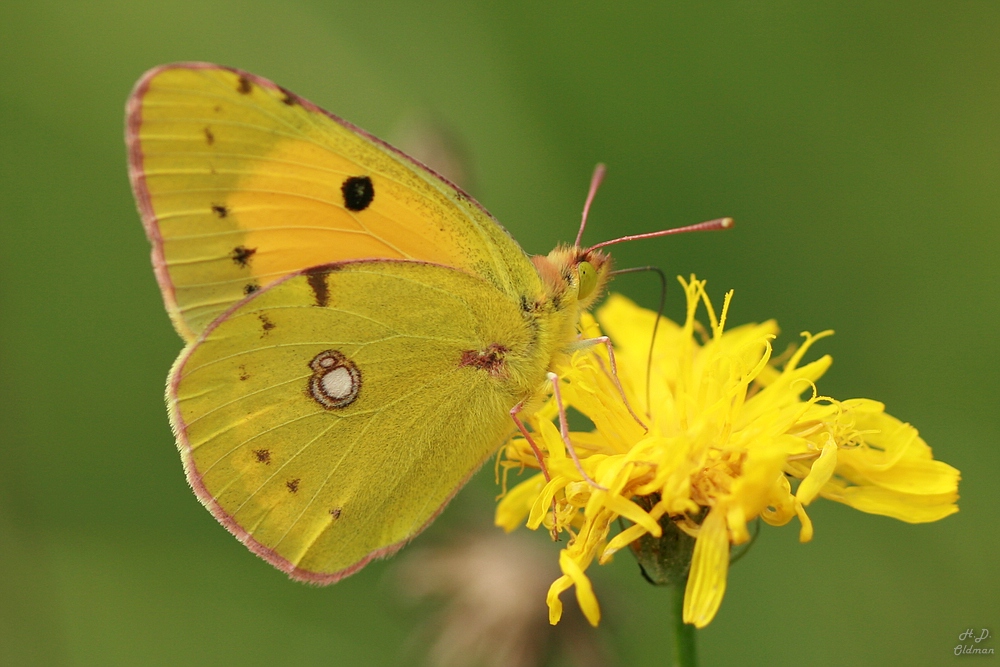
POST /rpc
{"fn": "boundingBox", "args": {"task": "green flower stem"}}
[671,583,697,667]
[624,501,700,666]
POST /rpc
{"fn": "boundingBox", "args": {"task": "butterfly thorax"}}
[490,245,612,405]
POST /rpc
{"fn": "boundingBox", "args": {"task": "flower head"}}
[496,276,960,628]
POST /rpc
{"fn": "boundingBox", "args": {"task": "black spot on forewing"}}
[286,478,300,493]
[253,449,271,464]
[203,127,215,145]
[211,203,228,218]
[278,86,298,105]
[231,245,256,267]
[237,76,252,94]
[259,313,276,335]
[341,176,374,212]
[305,268,330,307]
[330,507,342,519]
[243,283,259,295]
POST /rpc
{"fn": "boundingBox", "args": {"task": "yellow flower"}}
[495,276,960,629]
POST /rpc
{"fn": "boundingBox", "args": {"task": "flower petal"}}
[797,441,838,505]
[602,522,650,561]
[823,483,960,523]
[600,494,661,537]
[545,574,574,625]
[795,499,814,542]
[559,550,601,626]
[683,507,729,628]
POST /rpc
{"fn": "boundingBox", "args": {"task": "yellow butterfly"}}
[127,63,730,583]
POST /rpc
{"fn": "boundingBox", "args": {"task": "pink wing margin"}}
[125,65,188,337]
[166,259,495,584]
[125,62,513,341]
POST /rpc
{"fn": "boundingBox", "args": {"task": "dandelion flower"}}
[495,276,960,629]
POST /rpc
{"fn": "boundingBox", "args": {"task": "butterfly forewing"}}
[128,64,539,340]
[170,260,537,580]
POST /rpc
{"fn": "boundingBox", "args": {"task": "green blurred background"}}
[1,2,996,665]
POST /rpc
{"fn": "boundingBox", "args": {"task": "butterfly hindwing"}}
[128,63,540,340]
[170,259,538,580]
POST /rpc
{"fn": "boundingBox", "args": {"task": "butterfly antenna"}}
[588,217,733,251]
[609,266,667,415]
[575,163,607,247]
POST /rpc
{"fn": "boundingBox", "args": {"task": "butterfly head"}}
[532,245,612,312]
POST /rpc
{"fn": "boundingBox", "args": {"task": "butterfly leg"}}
[570,336,648,431]
[547,371,608,491]
[510,402,551,483]
[510,402,560,540]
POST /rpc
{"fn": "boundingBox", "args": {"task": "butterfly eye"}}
[577,261,597,300]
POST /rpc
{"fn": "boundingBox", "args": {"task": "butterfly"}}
[126,63,730,583]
